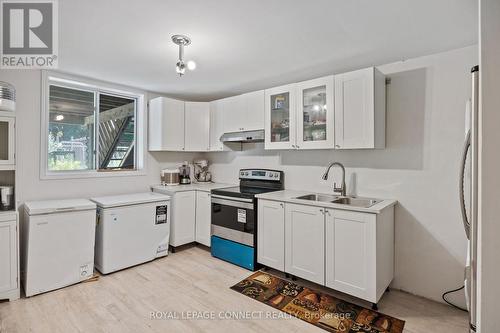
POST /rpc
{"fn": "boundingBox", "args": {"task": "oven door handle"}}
[211,196,254,210]
[211,194,254,203]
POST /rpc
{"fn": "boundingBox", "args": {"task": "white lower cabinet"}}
[325,209,376,302]
[285,203,325,285]
[195,191,211,247]
[0,218,17,296]
[257,200,285,271]
[170,191,197,247]
[257,199,394,304]
[158,190,212,248]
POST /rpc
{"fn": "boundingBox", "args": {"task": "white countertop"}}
[151,182,235,194]
[256,189,397,214]
[0,210,17,222]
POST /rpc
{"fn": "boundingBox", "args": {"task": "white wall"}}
[207,46,478,305]
[478,0,500,331]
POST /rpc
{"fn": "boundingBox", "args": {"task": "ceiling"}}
[58,0,478,101]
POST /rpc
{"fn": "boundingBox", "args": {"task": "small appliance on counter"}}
[210,169,284,271]
[0,185,14,210]
[193,159,212,183]
[161,168,180,185]
[179,161,191,185]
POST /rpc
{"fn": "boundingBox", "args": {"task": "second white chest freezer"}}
[91,192,171,274]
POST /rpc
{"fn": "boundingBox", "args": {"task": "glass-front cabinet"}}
[265,77,334,150]
[0,117,15,167]
[264,84,296,150]
[296,76,334,149]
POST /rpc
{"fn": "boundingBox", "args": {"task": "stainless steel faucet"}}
[322,162,346,196]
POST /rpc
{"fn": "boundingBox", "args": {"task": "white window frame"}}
[41,71,147,179]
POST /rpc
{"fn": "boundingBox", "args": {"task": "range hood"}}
[220,129,264,143]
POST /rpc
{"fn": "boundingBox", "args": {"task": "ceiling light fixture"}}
[172,34,196,77]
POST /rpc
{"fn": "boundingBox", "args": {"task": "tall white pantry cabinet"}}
[0,110,19,301]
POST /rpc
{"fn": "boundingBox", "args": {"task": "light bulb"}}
[312,104,321,112]
[176,61,186,75]
[55,114,64,121]
[187,60,196,71]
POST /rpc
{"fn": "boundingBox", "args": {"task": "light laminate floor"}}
[0,246,468,333]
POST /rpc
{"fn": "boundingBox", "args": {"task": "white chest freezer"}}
[22,199,97,297]
[91,192,171,274]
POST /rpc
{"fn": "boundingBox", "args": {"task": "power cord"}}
[442,286,468,312]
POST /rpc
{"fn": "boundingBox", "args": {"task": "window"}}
[42,73,145,178]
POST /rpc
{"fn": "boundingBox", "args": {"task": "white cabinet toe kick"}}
[257,199,395,305]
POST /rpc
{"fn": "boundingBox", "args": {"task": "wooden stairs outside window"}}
[97,103,135,170]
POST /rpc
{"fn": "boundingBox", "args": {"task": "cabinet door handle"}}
[325,210,331,216]
[320,209,324,214]
[296,145,300,149]
[279,203,284,208]
[335,145,340,148]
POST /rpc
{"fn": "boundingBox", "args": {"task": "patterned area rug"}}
[231,271,405,333]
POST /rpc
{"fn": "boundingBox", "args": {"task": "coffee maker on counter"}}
[179,161,192,185]
[0,186,14,210]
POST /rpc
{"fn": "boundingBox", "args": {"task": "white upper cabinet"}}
[149,98,211,152]
[265,76,335,150]
[334,67,386,149]
[209,100,225,151]
[241,90,265,131]
[264,84,297,150]
[222,95,244,133]
[149,67,385,152]
[184,102,210,151]
[296,76,335,149]
[221,91,264,133]
[148,97,185,151]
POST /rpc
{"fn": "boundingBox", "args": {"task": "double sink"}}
[294,194,380,208]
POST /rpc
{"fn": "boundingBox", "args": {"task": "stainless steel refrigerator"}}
[460,65,479,333]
